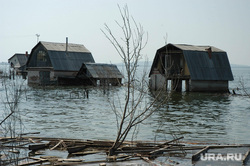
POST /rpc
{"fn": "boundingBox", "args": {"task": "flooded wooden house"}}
[77,63,123,86]
[8,52,29,75]
[26,40,95,85]
[149,43,234,92]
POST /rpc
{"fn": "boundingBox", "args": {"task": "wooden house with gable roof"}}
[149,43,234,92]
[26,40,95,85]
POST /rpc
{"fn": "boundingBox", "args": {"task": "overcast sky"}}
[1,0,250,65]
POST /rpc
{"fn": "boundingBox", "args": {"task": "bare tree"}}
[0,74,26,165]
[102,5,168,156]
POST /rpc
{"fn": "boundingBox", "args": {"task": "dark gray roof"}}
[48,51,95,71]
[183,50,234,80]
[8,54,28,66]
[41,41,94,71]
[78,63,123,79]
[27,41,95,71]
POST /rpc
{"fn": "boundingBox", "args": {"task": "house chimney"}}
[206,47,212,59]
[66,37,68,53]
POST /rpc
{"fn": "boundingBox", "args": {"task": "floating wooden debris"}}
[158,136,184,147]
[243,149,250,165]
[149,145,171,156]
[1,136,250,165]
[192,146,209,161]
[67,145,87,153]
[71,150,101,156]
[28,142,50,151]
[50,140,66,150]
[19,132,40,136]
[18,158,48,166]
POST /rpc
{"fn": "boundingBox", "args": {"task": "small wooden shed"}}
[8,53,28,74]
[149,43,234,92]
[77,63,123,86]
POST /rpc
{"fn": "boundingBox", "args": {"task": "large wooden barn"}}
[149,43,234,92]
[26,41,95,85]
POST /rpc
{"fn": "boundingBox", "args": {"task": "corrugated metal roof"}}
[80,63,123,79]
[49,51,95,71]
[16,54,28,66]
[26,41,95,72]
[8,54,28,66]
[41,41,90,53]
[149,43,234,81]
[171,44,225,52]
[183,50,234,80]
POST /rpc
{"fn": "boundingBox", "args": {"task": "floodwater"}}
[0,65,250,145]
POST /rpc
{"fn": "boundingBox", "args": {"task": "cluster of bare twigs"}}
[0,74,26,165]
[238,77,250,98]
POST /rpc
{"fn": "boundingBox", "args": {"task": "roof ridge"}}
[40,41,84,46]
[40,41,90,53]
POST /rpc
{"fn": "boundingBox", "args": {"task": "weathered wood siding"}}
[28,69,56,85]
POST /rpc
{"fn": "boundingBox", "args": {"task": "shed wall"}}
[190,80,229,92]
[54,71,78,78]
[27,69,56,85]
[9,56,21,69]
[149,73,166,91]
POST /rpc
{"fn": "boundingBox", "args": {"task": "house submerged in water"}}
[77,63,123,86]
[149,43,234,92]
[8,53,29,75]
[26,40,122,86]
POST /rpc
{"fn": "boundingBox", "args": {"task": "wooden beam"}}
[18,159,48,166]
[50,140,64,150]
[242,149,250,165]
[192,146,209,161]
[28,142,49,151]
[149,146,171,156]
[158,136,184,147]
[67,145,87,154]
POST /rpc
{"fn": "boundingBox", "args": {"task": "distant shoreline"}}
[231,64,250,68]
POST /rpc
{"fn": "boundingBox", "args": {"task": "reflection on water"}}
[0,66,250,145]
[151,92,231,142]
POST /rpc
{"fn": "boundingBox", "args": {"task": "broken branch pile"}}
[1,136,250,165]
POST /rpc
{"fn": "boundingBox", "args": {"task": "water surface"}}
[0,65,250,145]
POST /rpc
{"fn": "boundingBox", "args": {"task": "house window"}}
[37,51,47,62]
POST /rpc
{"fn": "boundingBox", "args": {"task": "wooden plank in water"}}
[149,146,171,156]
[72,150,101,156]
[67,145,87,153]
[158,136,184,147]
[28,142,49,151]
[18,159,48,166]
[243,149,250,165]
[192,146,209,161]
[50,140,65,150]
